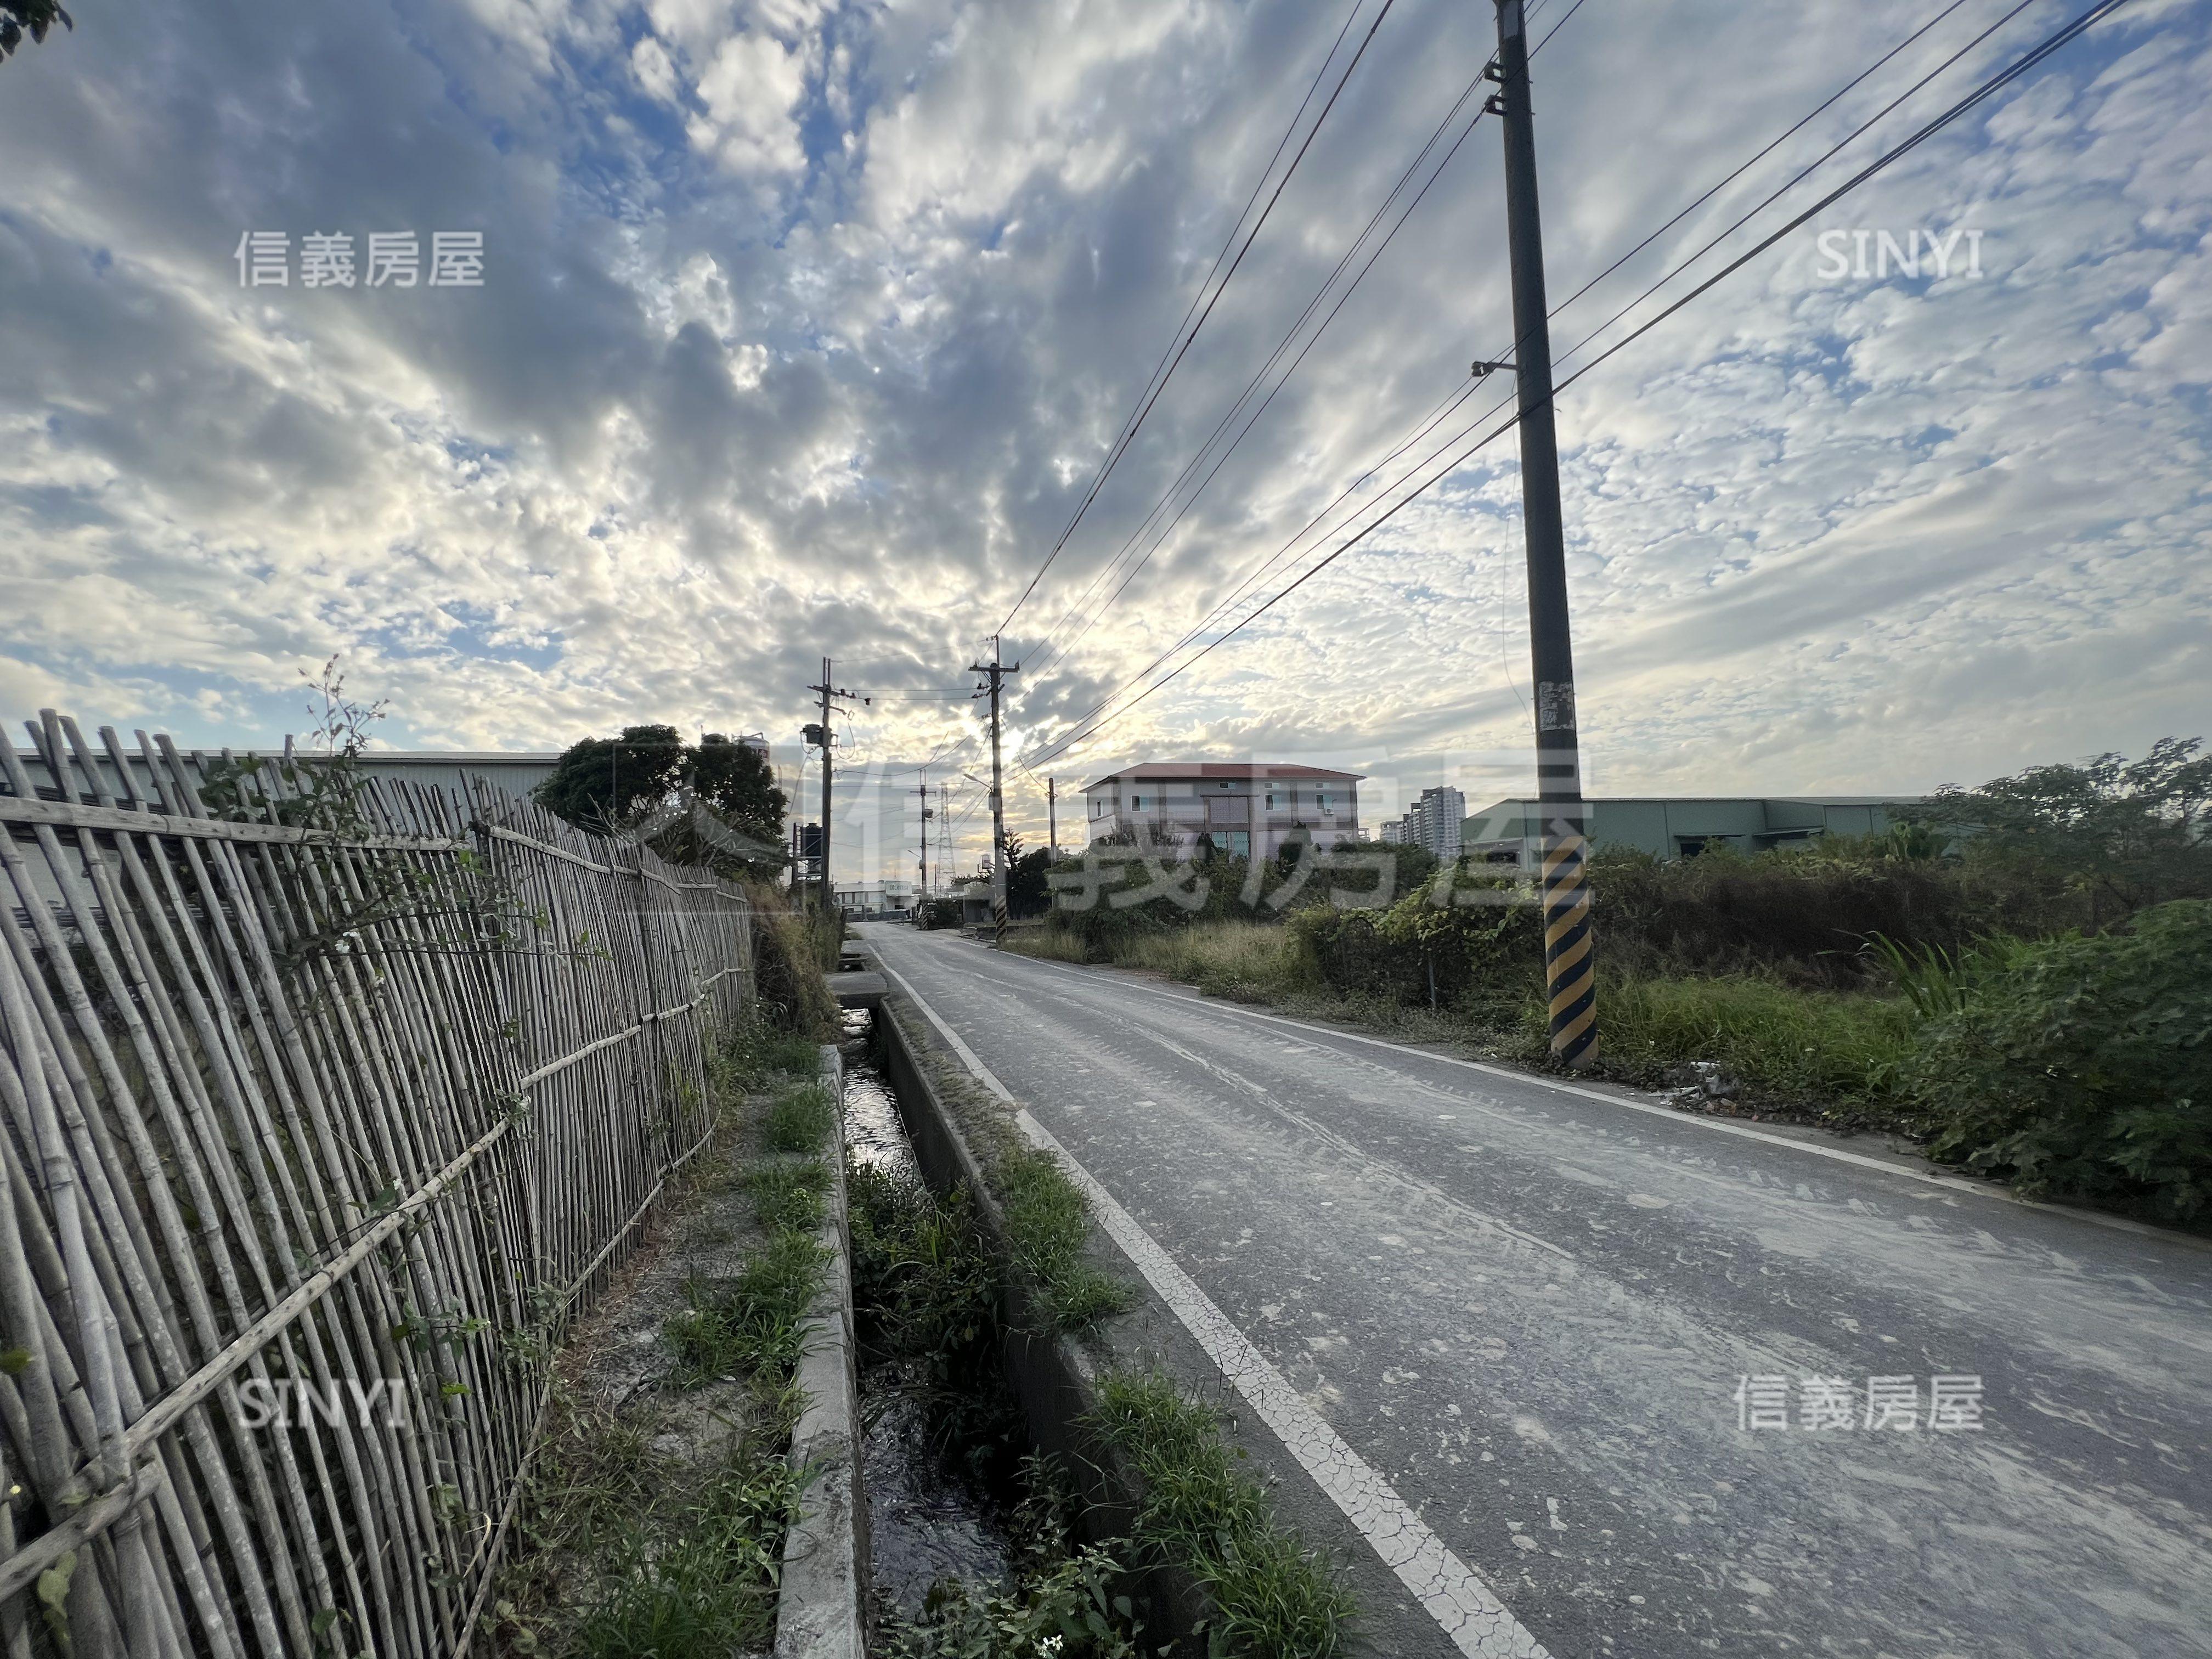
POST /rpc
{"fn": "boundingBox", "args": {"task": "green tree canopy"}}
[1909,736,2211,922]
[533,724,687,832]
[533,725,786,850]
[2,2,72,59]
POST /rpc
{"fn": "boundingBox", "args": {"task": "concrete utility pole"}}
[1490,0,1596,1068]
[915,768,933,898]
[938,783,952,894]
[803,658,865,919]
[1047,775,1058,859]
[966,638,1020,948]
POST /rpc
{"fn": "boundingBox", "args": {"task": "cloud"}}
[0,0,2204,877]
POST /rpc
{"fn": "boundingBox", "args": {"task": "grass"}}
[1538,970,1920,1121]
[744,1158,830,1233]
[1112,920,1313,1002]
[1003,926,1091,964]
[994,1147,1137,1330]
[574,1441,799,1659]
[718,1014,827,1094]
[765,1080,838,1153]
[1092,1369,1356,1659]
[665,1230,827,1387]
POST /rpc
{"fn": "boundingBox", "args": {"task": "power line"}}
[995,0,1363,638]
[1024,71,1495,684]
[1027,0,2138,768]
[1548,0,2043,379]
[1020,0,2059,758]
[1542,0,1974,331]
[1022,0,1599,689]
[996,0,1396,635]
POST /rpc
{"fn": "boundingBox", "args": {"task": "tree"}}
[1910,737,2212,924]
[534,724,791,880]
[2,2,72,60]
[1005,836,1053,918]
[533,724,686,833]
[689,732,786,845]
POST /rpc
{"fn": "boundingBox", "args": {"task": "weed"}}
[1002,927,1091,964]
[847,1159,1017,1477]
[993,1149,1135,1330]
[883,1543,1141,1658]
[575,1443,800,1658]
[718,1017,823,1094]
[1116,920,1316,1003]
[745,1158,830,1233]
[665,1231,826,1387]
[520,1393,674,1563]
[766,1081,838,1154]
[883,1454,1149,1659]
[1539,971,1919,1119]
[1092,1371,1356,1659]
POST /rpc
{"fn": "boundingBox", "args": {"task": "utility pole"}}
[938,783,952,893]
[1047,775,1058,859]
[1489,0,1595,1068]
[915,768,933,900]
[803,658,866,920]
[966,638,1019,949]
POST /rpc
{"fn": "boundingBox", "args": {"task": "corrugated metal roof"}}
[1083,761,1363,789]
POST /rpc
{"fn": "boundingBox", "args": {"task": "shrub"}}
[1909,899,2212,1223]
[1290,879,1541,1009]
[1587,844,2033,986]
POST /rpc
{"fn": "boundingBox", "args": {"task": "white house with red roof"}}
[1080,762,1364,861]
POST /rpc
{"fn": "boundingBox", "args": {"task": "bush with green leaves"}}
[1289,877,1541,1009]
[1908,899,2212,1223]
[1906,736,2212,927]
[1585,842,2037,987]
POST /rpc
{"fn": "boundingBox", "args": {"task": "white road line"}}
[961,939,2208,1249]
[874,952,1554,1659]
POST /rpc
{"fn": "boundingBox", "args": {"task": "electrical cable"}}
[1058,0,2014,693]
[1022,0,1599,685]
[996,0,1397,633]
[1025,74,1495,682]
[1025,0,2136,766]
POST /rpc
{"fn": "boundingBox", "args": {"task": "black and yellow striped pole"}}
[1492,0,1596,1067]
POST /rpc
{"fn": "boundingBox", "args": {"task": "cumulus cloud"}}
[0,0,2204,878]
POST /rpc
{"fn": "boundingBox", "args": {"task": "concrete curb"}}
[873,997,1215,1651]
[773,1046,870,1659]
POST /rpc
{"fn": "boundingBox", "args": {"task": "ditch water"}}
[839,1008,1019,1626]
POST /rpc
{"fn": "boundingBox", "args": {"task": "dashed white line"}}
[874,952,1553,1659]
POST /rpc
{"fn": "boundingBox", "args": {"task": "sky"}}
[1,0,2207,881]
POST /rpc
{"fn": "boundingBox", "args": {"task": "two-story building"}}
[1081,763,1363,861]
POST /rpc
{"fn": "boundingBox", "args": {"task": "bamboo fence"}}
[0,710,759,1657]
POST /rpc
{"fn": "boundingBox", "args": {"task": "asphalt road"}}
[857,922,2212,1659]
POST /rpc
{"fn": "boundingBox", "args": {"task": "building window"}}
[1317,792,1332,811]
[1265,792,1276,808]
[1132,794,1144,810]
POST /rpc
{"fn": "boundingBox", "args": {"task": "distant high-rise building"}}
[1402,786,1465,862]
